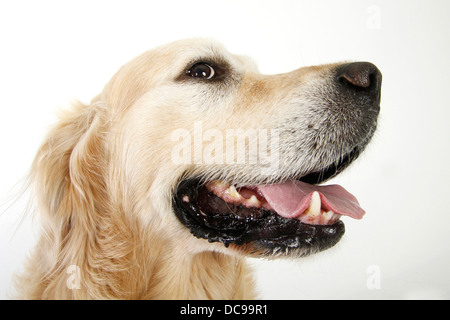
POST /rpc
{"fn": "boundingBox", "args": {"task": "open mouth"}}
[173,147,365,256]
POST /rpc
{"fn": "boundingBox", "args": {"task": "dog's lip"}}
[298,145,361,185]
[172,178,346,252]
[172,145,365,252]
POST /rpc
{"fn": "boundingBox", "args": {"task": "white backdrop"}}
[1,0,449,299]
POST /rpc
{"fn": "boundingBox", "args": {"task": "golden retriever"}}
[16,38,381,299]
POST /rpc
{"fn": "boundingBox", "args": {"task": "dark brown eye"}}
[186,63,216,79]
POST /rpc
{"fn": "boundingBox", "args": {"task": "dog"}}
[16,38,381,299]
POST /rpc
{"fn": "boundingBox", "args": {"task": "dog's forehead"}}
[151,38,253,71]
[102,39,259,110]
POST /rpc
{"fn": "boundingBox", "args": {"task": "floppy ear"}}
[18,100,137,299]
[27,101,111,295]
[32,101,107,227]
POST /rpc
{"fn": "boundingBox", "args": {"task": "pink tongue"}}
[256,180,365,219]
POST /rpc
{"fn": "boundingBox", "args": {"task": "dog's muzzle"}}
[172,62,382,258]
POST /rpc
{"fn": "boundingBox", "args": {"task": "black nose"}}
[337,62,382,93]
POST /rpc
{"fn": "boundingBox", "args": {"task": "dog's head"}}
[36,39,381,261]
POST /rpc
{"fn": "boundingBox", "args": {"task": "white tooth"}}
[307,191,321,217]
[228,185,241,199]
[322,210,335,223]
[247,195,261,207]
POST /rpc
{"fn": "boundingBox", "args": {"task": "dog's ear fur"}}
[32,101,107,226]
[17,99,148,299]
[19,101,131,298]
[19,102,107,297]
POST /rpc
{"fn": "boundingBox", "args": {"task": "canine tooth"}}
[182,195,190,202]
[306,191,321,217]
[227,185,241,199]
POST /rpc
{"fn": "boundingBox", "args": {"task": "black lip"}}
[299,146,361,185]
[173,179,345,256]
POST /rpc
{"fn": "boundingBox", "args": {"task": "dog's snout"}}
[337,62,382,93]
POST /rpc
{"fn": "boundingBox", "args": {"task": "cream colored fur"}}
[16,39,343,299]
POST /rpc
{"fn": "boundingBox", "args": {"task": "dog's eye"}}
[186,63,216,80]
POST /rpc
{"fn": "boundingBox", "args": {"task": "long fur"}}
[15,38,377,299]
[15,99,254,299]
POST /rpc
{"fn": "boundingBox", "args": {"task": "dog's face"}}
[102,39,381,258]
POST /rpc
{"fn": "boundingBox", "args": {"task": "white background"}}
[1,0,449,299]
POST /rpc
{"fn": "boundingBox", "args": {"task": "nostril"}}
[337,62,381,90]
